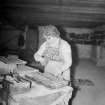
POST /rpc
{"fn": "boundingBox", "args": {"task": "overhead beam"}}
[4,0,105,5]
[2,14,104,28]
[1,0,105,28]
[3,4,105,15]
[3,8,105,22]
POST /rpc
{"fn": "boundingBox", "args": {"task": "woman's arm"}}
[34,42,47,65]
[60,41,72,72]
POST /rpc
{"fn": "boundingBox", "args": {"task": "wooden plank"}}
[4,13,104,28]
[2,0,105,28]
[3,10,105,28]
[3,0,60,5]
[4,4,105,15]
[61,0,105,4]
[4,0,105,4]
[1,16,97,28]
[6,19,103,28]
[4,8,105,22]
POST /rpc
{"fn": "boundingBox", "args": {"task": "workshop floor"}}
[71,59,105,105]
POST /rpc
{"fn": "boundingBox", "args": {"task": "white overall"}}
[42,39,70,81]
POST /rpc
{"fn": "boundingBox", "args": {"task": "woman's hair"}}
[39,25,60,38]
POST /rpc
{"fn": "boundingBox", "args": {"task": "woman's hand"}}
[40,58,49,66]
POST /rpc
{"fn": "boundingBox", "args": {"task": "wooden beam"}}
[4,0,105,5]
[3,4,105,15]
[2,0,105,28]
[4,8,105,22]
[3,14,104,28]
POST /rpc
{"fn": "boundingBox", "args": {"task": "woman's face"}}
[44,35,53,41]
[44,35,58,44]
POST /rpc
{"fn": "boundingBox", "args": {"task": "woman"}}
[34,25,72,105]
[34,25,72,82]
